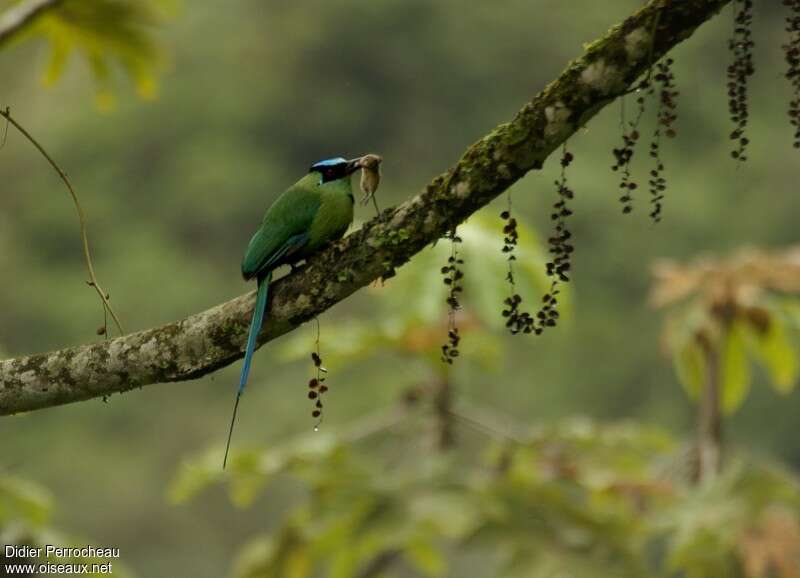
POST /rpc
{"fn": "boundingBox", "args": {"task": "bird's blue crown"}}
[309,157,347,172]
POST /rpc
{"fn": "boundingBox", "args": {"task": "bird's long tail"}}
[223,271,272,469]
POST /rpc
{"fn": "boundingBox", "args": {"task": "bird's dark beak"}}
[345,157,363,175]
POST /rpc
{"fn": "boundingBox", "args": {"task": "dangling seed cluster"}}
[307,322,329,424]
[784,0,800,148]
[612,89,647,213]
[532,146,575,334]
[500,194,535,334]
[441,229,464,363]
[727,0,755,161]
[654,60,679,140]
[649,58,678,223]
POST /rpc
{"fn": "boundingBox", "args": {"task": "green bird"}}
[223,156,365,468]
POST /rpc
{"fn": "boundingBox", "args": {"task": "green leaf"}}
[674,338,706,400]
[0,475,52,527]
[167,450,224,504]
[328,547,359,578]
[42,36,71,85]
[409,491,480,538]
[233,529,312,578]
[406,534,446,577]
[750,317,799,394]
[283,545,312,578]
[30,0,167,105]
[229,471,269,509]
[720,323,751,414]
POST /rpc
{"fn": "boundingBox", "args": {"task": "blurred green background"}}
[1,1,799,576]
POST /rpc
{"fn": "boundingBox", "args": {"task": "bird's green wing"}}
[241,185,322,279]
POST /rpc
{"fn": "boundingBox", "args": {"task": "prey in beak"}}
[353,154,383,214]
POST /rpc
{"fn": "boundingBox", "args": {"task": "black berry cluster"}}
[649,58,679,223]
[532,146,575,334]
[500,196,535,334]
[612,90,647,213]
[307,334,329,424]
[727,0,755,161]
[441,230,464,364]
[784,0,800,148]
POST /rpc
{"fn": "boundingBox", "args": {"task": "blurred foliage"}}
[0,474,134,576]
[654,247,800,413]
[1,0,169,108]
[169,235,800,578]
[173,414,800,578]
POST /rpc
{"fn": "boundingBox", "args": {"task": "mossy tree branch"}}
[0,0,732,415]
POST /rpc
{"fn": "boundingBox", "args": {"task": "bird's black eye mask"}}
[310,158,349,184]
[321,163,347,183]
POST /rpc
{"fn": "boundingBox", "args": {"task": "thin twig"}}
[0,107,124,335]
[357,550,402,578]
[341,404,409,444]
[644,11,663,86]
[448,403,529,444]
[0,113,8,150]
